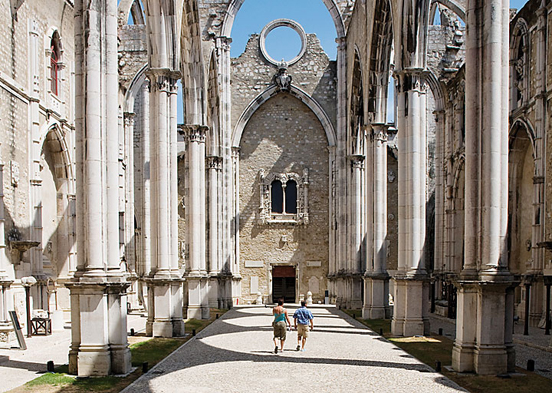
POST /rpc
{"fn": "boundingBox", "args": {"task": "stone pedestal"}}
[362,273,390,319]
[452,277,517,375]
[186,276,210,319]
[145,277,184,337]
[208,276,220,308]
[67,279,131,377]
[392,277,429,336]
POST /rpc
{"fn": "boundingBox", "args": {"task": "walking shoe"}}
[301,348,305,352]
[296,345,300,351]
[274,346,278,354]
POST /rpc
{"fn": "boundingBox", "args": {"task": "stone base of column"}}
[391,277,429,336]
[452,276,517,375]
[0,280,14,348]
[185,275,210,319]
[145,276,184,337]
[208,276,220,308]
[66,277,131,377]
[350,274,363,309]
[231,275,242,307]
[362,274,390,320]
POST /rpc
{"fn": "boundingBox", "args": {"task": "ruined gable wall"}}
[231,33,337,132]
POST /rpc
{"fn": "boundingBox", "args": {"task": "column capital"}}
[394,68,428,94]
[215,36,232,52]
[231,146,241,158]
[349,154,365,169]
[123,112,135,127]
[206,155,223,170]
[180,124,209,143]
[335,36,347,50]
[370,123,389,142]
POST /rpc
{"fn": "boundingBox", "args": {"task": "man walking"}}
[293,301,314,351]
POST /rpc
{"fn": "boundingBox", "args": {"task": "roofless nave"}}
[0,0,550,379]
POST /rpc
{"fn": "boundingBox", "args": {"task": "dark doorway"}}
[272,266,296,303]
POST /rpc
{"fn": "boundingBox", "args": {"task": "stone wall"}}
[238,93,330,303]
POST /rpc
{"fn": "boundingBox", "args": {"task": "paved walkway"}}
[125,306,466,393]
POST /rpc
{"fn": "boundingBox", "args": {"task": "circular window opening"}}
[265,26,302,64]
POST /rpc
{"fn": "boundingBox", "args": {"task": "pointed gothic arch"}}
[232,85,336,148]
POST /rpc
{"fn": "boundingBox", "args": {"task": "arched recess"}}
[367,0,394,123]
[349,49,364,155]
[508,119,536,275]
[39,122,76,289]
[206,51,221,156]
[450,154,465,273]
[118,0,146,25]
[221,0,346,39]
[392,0,431,70]
[510,18,529,112]
[180,0,206,125]
[232,85,336,148]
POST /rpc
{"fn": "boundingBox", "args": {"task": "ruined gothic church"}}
[0,0,551,378]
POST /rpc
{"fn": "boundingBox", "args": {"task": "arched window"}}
[271,180,283,213]
[285,180,297,214]
[50,33,61,96]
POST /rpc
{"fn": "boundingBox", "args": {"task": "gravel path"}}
[124,306,466,393]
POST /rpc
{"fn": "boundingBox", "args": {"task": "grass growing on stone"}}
[344,309,552,393]
[10,309,227,393]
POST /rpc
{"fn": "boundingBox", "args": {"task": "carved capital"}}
[181,124,208,143]
[206,155,222,170]
[395,68,428,94]
[216,36,232,52]
[371,123,388,142]
[123,112,135,128]
[349,154,365,169]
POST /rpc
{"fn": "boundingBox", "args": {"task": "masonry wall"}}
[238,93,330,304]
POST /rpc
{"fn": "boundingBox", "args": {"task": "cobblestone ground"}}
[125,306,466,393]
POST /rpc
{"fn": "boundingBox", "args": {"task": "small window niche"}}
[258,169,309,224]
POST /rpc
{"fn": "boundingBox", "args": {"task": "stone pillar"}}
[207,156,222,308]
[230,146,241,306]
[452,0,516,375]
[68,0,130,376]
[364,124,390,319]
[145,71,184,337]
[182,125,209,319]
[334,36,348,307]
[392,70,429,336]
[349,154,364,309]
[328,146,337,301]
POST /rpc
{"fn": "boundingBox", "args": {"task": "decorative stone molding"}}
[258,168,309,225]
[206,156,222,171]
[349,155,365,169]
[181,125,208,144]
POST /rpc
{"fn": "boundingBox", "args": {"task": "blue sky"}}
[176,0,531,123]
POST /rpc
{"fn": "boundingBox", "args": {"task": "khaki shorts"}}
[297,324,310,338]
[273,321,287,340]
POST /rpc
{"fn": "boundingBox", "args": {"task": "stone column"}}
[145,71,184,337]
[452,0,516,375]
[182,125,209,319]
[328,146,337,300]
[68,0,130,377]
[392,70,429,336]
[207,155,222,308]
[349,154,364,309]
[364,124,390,319]
[230,146,241,306]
